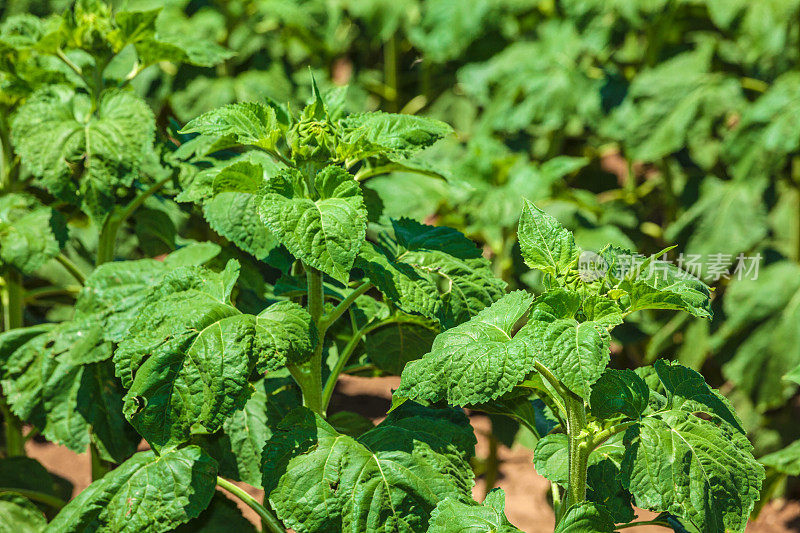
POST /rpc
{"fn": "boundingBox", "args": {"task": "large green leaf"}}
[554,502,615,533]
[621,410,762,533]
[394,291,535,406]
[0,193,66,274]
[339,111,453,158]
[426,489,521,532]
[46,447,217,533]
[114,262,296,449]
[759,439,800,476]
[364,321,437,375]
[589,368,649,421]
[173,492,257,533]
[11,86,155,220]
[258,165,367,282]
[262,405,475,533]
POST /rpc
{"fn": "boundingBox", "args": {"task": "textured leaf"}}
[621,410,763,533]
[180,101,283,150]
[11,86,155,220]
[46,447,217,533]
[0,193,66,274]
[426,489,521,532]
[590,368,649,421]
[113,262,278,449]
[586,459,635,523]
[255,300,316,369]
[258,165,367,282]
[518,200,579,279]
[394,291,535,406]
[339,111,452,157]
[262,405,476,533]
[530,294,610,398]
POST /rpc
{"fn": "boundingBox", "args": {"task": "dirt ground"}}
[26,374,800,532]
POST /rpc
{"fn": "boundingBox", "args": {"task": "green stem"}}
[216,477,285,533]
[55,254,87,285]
[551,482,563,523]
[483,431,499,497]
[90,441,109,481]
[321,282,371,331]
[1,269,25,457]
[564,394,589,510]
[0,488,65,509]
[289,267,325,415]
[615,519,671,530]
[590,420,637,451]
[384,34,398,112]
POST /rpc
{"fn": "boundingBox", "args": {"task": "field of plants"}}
[1,0,799,531]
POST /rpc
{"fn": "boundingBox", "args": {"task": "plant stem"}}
[615,519,671,530]
[96,217,118,266]
[1,269,26,457]
[483,431,499,497]
[90,441,109,481]
[564,394,589,510]
[320,282,371,331]
[288,266,325,415]
[589,420,637,450]
[216,477,285,533]
[0,488,66,509]
[551,482,563,523]
[55,254,87,285]
[384,34,398,112]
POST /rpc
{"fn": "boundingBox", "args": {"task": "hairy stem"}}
[590,420,636,451]
[216,477,285,533]
[289,266,325,415]
[1,269,25,457]
[564,394,589,510]
[321,282,371,331]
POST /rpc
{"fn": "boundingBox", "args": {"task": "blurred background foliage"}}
[3,0,800,510]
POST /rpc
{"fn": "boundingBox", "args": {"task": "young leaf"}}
[46,447,217,533]
[518,200,579,279]
[258,165,367,283]
[590,368,649,421]
[262,405,475,532]
[339,111,453,157]
[586,459,635,523]
[394,291,535,406]
[0,193,67,274]
[426,489,522,532]
[180,101,284,151]
[11,86,155,220]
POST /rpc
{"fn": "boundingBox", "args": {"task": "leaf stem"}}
[589,420,637,451]
[320,282,371,331]
[55,254,87,285]
[564,393,589,510]
[216,477,285,533]
[0,488,65,509]
[288,266,326,415]
[615,519,671,530]
[1,269,26,457]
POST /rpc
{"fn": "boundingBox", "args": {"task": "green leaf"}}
[586,459,635,523]
[46,447,217,533]
[554,502,615,533]
[530,295,610,398]
[518,200,579,279]
[0,456,70,503]
[180,101,283,151]
[113,263,278,449]
[11,86,155,220]
[533,433,625,486]
[394,291,535,406]
[258,165,367,282]
[621,410,763,533]
[364,321,437,375]
[262,405,475,533]
[255,300,316,369]
[426,489,522,532]
[590,368,649,420]
[200,376,300,489]
[0,494,46,533]
[0,193,66,274]
[202,161,280,261]
[759,439,800,476]
[339,111,453,157]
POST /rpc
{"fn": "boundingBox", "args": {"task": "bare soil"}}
[25,375,800,532]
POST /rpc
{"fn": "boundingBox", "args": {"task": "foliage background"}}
[2,0,800,526]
